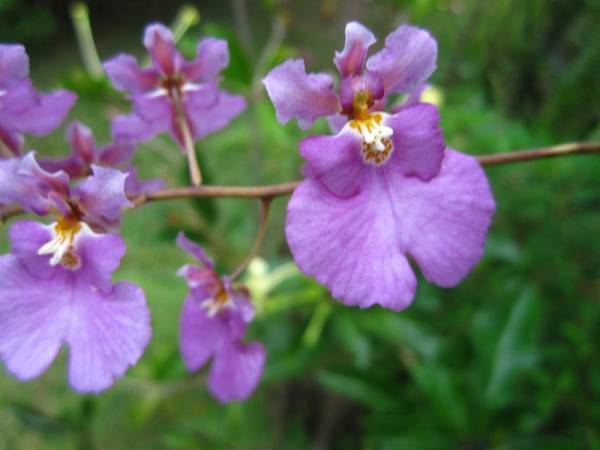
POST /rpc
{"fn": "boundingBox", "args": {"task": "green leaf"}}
[408,363,468,434]
[484,289,542,408]
[316,370,397,411]
[358,310,442,362]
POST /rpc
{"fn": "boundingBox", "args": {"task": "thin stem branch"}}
[230,197,272,280]
[0,139,15,158]
[134,141,600,203]
[3,141,600,224]
[476,141,600,166]
[0,206,22,224]
[171,87,202,186]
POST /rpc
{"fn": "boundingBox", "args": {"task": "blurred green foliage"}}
[0,1,599,449]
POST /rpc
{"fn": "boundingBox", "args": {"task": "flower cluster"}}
[0,153,151,392]
[0,19,495,404]
[177,233,265,403]
[0,44,75,157]
[104,23,246,147]
[0,24,258,401]
[264,21,495,310]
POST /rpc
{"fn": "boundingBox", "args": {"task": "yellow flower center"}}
[38,216,85,269]
[201,286,234,317]
[347,113,394,166]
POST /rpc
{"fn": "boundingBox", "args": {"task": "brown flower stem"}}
[230,197,272,280]
[0,206,23,225]
[133,141,600,203]
[3,141,600,224]
[0,139,14,158]
[171,87,202,187]
[476,141,600,166]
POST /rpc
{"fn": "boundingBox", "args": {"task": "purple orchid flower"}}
[263,22,495,311]
[0,152,132,228]
[40,121,164,196]
[0,155,150,393]
[104,23,246,146]
[0,44,76,157]
[176,232,265,403]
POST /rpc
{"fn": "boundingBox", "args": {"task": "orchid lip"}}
[200,289,235,317]
[37,217,93,269]
[343,112,394,166]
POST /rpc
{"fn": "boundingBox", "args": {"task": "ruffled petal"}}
[0,254,150,392]
[326,113,347,134]
[228,286,255,327]
[392,149,495,286]
[334,21,376,77]
[176,231,214,267]
[39,155,85,178]
[143,23,182,77]
[10,220,126,292]
[132,95,173,128]
[122,166,164,197]
[19,152,70,195]
[0,153,69,215]
[66,281,151,393]
[400,83,427,110]
[75,231,127,293]
[0,158,32,208]
[299,131,366,197]
[5,86,76,136]
[286,176,417,310]
[182,38,230,82]
[9,220,55,279]
[208,340,265,403]
[262,59,340,129]
[111,113,164,143]
[0,44,28,89]
[75,165,132,225]
[98,139,136,167]
[14,152,70,214]
[186,89,246,140]
[366,25,437,94]
[179,296,225,371]
[0,255,68,380]
[386,103,444,181]
[103,54,159,94]
[67,121,96,165]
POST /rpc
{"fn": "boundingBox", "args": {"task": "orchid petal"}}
[386,103,444,181]
[103,54,159,94]
[334,21,376,77]
[182,38,230,82]
[366,25,437,94]
[263,59,339,129]
[208,340,265,403]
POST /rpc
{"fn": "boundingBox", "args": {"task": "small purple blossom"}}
[263,22,495,310]
[40,121,164,196]
[0,44,76,157]
[104,23,246,146]
[177,232,265,403]
[0,157,150,392]
[0,152,132,228]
